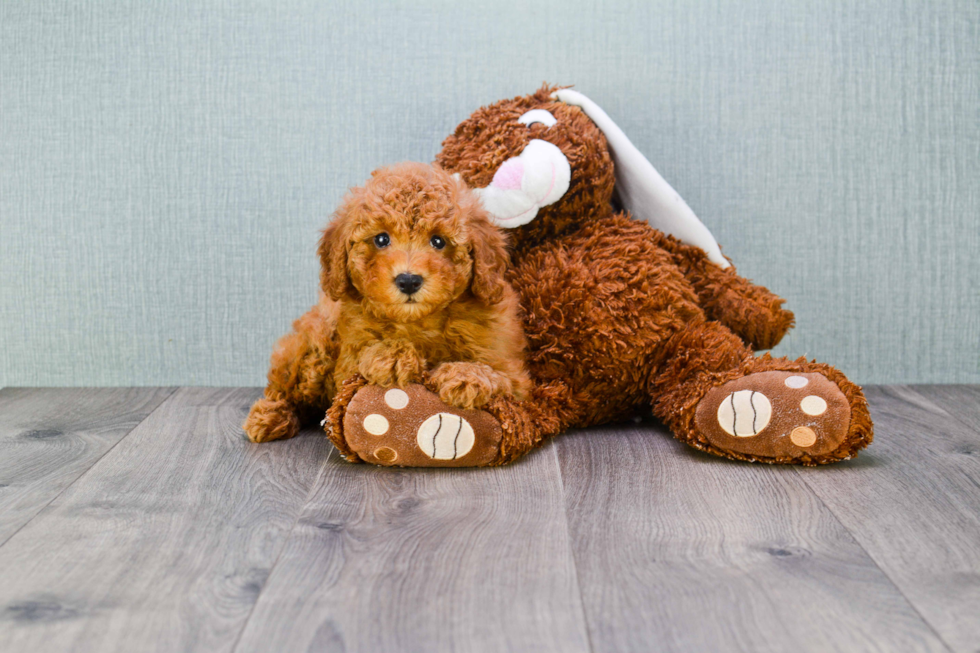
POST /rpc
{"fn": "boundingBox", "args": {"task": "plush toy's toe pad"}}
[695,371,851,460]
[344,384,501,467]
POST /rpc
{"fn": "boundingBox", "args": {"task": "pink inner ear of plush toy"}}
[491,158,524,191]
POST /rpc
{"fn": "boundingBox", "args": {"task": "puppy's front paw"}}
[430,362,509,410]
[358,340,425,387]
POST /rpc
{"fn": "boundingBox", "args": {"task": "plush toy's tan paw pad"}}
[417,413,476,460]
[344,384,501,467]
[695,371,851,460]
[715,390,772,436]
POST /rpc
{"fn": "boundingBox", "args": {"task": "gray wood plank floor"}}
[0,388,330,653]
[235,444,590,653]
[0,387,175,546]
[915,384,980,432]
[0,385,977,652]
[557,423,948,652]
[796,386,980,653]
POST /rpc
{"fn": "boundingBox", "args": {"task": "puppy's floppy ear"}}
[317,217,355,301]
[466,202,511,305]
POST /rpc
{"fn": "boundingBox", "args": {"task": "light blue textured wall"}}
[1,0,977,386]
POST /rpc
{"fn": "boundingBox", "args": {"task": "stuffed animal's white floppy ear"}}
[552,89,730,269]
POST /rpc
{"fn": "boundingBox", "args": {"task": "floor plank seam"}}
[790,466,956,653]
[0,387,179,550]
[552,437,597,653]
[229,447,337,653]
[907,385,980,437]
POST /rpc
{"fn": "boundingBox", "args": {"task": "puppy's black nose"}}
[394,273,424,295]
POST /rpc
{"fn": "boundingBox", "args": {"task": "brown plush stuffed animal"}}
[252,85,873,467]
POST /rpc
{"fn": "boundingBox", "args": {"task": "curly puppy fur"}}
[244,162,530,443]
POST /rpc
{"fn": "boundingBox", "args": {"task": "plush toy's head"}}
[437,85,730,267]
[436,85,616,247]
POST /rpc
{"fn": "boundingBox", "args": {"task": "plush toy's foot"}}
[686,361,873,465]
[337,383,503,466]
[324,375,545,467]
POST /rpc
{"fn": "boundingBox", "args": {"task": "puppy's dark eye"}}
[430,235,447,250]
[373,233,390,248]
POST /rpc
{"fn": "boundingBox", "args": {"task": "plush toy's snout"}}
[472,139,571,227]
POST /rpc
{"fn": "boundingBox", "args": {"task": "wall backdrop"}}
[1,0,977,386]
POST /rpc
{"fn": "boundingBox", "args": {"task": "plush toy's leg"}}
[651,231,795,350]
[325,375,564,467]
[650,320,873,465]
[244,316,339,443]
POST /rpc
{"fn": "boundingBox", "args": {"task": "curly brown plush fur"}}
[439,85,870,465]
[245,162,529,443]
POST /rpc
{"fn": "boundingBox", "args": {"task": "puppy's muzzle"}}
[394,273,424,296]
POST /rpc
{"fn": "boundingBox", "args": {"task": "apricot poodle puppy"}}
[244,162,531,443]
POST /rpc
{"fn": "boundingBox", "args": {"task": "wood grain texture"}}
[233,443,590,653]
[913,385,980,433]
[2,386,979,652]
[0,387,175,546]
[796,385,980,653]
[0,387,331,653]
[556,422,949,653]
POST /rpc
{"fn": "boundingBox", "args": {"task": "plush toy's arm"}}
[650,230,795,350]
